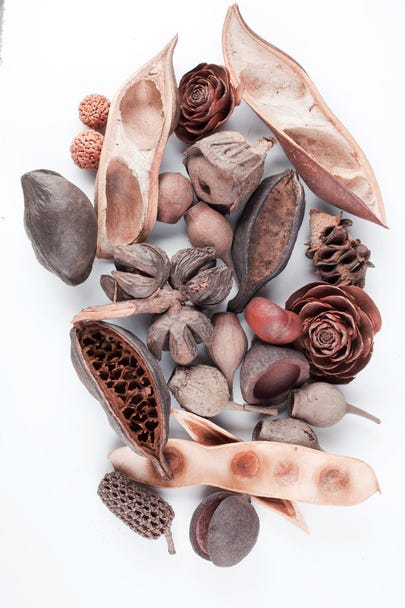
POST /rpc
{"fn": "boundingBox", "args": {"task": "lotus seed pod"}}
[252,417,322,450]
[189,491,260,567]
[22,169,97,286]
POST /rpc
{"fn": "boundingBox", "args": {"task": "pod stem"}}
[346,403,381,424]
[228,401,278,416]
[164,528,176,555]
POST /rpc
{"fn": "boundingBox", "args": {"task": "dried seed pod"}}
[306,209,374,287]
[228,170,305,313]
[22,169,97,286]
[79,93,110,130]
[190,492,259,566]
[100,274,133,302]
[183,131,275,213]
[184,202,234,269]
[98,471,175,554]
[172,408,308,532]
[252,417,322,450]
[147,307,213,365]
[169,365,278,417]
[240,340,310,405]
[170,246,233,306]
[109,438,380,506]
[113,243,170,281]
[157,172,195,223]
[245,297,303,345]
[111,270,160,299]
[289,382,381,427]
[207,312,248,395]
[70,130,104,169]
[222,6,386,227]
[96,37,179,257]
[70,321,172,480]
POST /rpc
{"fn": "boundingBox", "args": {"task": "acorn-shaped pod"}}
[207,312,248,395]
[289,382,381,427]
[183,131,275,214]
[245,297,303,344]
[184,202,234,269]
[22,169,97,286]
[240,340,310,405]
[252,417,322,450]
[70,320,172,480]
[190,491,260,567]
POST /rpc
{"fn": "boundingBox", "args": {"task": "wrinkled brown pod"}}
[222,6,386,227]
[96,37,179,257]
[240,340,310,405]
[207,312,247,396]
[70,321,172,479]
[228,170,305,313]
[109,438,380,506]
[172,408,308,532]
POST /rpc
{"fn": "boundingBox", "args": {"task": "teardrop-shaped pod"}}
[228,170,305,313]
[222,6,386,227]
[70,321,171,479]
[96,37,179,257]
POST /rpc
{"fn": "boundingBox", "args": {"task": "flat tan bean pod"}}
[109,438,379,506]
[222,5,386,227]
[172,409,308,532]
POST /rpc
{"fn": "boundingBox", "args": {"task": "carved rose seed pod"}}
[228,170,305,313]
[222,6,386,227]
[240,340,310,405]
[70,321,172,480]
[190,492,260,567]
[252,417,322,450]
[22,169,97,286]
[98,471,176,554]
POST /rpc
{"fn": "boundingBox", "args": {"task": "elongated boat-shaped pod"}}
[222,5,386,227]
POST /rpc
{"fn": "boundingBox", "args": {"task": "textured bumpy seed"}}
[98,471,175,554]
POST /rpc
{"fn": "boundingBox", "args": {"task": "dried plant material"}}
[70,130,104,169]
[306,209,373,287]
[157,172,195,223]
[172,408,308,532]
[96,36,179,257]
[79,94,110,130]
[228,170,305,313]
[147,306,213,365]
[109,438,380,506]
[170,246,233,306]
[98,471,175,554]
[183,131,275,213]
[70,321,172,479]
[169,364,278,417]
[207,312,247,395]
[245,297,303,345]
[22,169,97,286]
[190,492,259,566]
[289,382,381,427]
[222,5,386,227]
[100,274,133,302]
[184,202,235,269]
[240,340,310,405]
[72,288,185,324]
[252,417,322,450]
[285,282,382,383]
[175,64,242,144]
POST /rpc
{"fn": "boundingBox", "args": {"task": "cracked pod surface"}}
[70,321,171,479]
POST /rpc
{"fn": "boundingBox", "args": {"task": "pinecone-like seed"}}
[306,208,374,288]
[98,471,176,554]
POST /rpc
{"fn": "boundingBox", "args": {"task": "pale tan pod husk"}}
[171,408,308,532]
[109,438,380,506]
[222,5,386,227]
[96,37,179,258]
[207,312,248,396]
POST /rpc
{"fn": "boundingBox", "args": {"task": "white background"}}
[1,1,405,606]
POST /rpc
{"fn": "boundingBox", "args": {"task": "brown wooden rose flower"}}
[285,282,381,384]
[175,63,242,144]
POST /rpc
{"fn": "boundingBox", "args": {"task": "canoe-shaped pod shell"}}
[70,320,171,479]
[109,438,380,507]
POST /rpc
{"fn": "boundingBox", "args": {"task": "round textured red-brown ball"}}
[78,94,110,130]
[245,297,303,345]
[70,130,104,169]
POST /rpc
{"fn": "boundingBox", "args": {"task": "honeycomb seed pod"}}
[70,320,172,480]
[98,471,175,554]
[189,491,259,566]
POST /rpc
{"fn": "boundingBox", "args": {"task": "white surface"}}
[1,1,404,606]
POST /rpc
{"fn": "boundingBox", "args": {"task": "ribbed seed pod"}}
[98,471,176,554]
